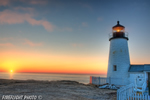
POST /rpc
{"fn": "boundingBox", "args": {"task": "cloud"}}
[64,27,73,32]
[29,0,48,5]
[0,37,13,41]
[0,10,54,32]
[82,4,92,11]
[21,0,48,5]
[97,17,103,21]
[82,22,88,27]
[58,27,73,32]
[24,39,43,47]
[71,43,83,47]
[0,0,47,7]
[0,43,14,47]
[0,0,10,6]
[14,7,35,12]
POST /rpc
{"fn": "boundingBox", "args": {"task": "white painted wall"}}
[107,38,130,85]
[129,73,145,87]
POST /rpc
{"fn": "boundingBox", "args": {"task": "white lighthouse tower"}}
[107,21,130,85]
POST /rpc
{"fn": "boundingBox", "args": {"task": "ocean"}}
[0,72,106,84]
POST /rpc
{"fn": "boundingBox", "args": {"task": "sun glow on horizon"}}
[10,70,13,73]
[0,50,108,75]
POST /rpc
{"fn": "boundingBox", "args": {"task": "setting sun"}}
[10,70,13,73]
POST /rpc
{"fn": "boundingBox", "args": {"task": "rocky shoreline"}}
[0,79,116,100]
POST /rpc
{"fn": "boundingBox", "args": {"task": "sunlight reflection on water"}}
[9,73,13,79]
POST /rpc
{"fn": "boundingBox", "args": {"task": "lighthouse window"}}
[113,65,117,71]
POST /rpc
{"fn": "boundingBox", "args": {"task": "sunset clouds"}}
[0,0,48,6]
[26,0,48,5]
[0,0,10,6]
[24,39,43,47]
[0,37,14,47]
[0,38,43,47]
[82,22,88,27]
[0,9,54,32]
[0,43,14,47]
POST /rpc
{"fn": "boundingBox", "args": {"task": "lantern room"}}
[109,21,128,41]
[112,21,125,32]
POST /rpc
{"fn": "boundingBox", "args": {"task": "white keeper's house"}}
[107,21,150,88]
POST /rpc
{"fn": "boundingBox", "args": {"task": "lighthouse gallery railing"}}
[109,32,128,40]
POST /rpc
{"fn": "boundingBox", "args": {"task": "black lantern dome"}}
[109,21,128,41]
[112,21,125,32]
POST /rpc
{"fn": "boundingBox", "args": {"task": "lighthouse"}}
[90,21,150,88]
[107,21,130,85]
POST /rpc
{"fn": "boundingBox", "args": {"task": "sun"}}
[10,70,13,73]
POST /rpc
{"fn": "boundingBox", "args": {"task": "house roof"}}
[128,64,150,72]
[144,64,150,71]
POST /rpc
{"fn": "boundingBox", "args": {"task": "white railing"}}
[90,76,100,85]
[117,83,150,100]
[90,76,125,86]
[90,76,149,100]
[130,93,150,100]
[117,83,134,100]
[142,82,147,94]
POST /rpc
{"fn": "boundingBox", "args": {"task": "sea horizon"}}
[0,71,106,75]
[0,72,106,84]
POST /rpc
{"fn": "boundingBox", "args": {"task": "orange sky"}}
[0,49,108,74]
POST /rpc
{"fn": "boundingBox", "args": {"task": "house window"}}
[113,65,117,71]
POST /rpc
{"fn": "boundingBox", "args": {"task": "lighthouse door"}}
[148,72,150,95]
